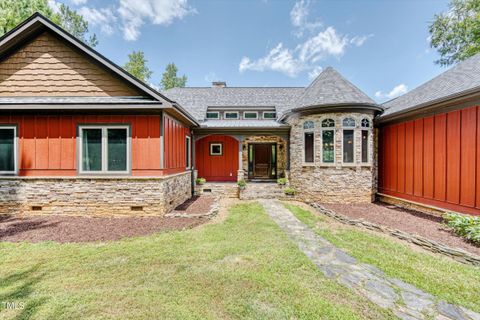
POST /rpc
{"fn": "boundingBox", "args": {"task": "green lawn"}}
[284,203,480,313]
[0,202,393,320]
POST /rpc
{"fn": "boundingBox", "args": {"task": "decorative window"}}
[243,111,258,119]
[361,118,370,128]
[263,112,277,119]
[361,130,369,163]
[209,142,223,156]
[0,126,17,174]
[185,136,191,168]
[342,117,356,127]
[322,130,334,163]
[303,121,314,130]
[224,112,239,119]
[343,130,354,163]
[206,112,219,119]
[321,119,335,127]
[304,132,314,163]
[79,125,130,174]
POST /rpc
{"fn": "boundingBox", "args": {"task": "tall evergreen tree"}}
[123,51,153,82]
[161,63,187,90]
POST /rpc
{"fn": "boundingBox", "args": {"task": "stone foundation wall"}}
[287,112,375,203]
[0,172,192,216]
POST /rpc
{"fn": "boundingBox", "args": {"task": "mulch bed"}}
[170,195,216,216]
[0,215,206,243]
[321,202,480,256]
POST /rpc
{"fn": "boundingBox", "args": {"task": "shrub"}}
[284,187,296,196]
[443,212,480,244]
[237,179,247,189]
[196,177,206,185]
[277,178,288,186]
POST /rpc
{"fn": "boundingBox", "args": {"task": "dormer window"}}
[206,112,219,119]
[263,112,276,119]
[224,112,239,119]
[244,112,258,119]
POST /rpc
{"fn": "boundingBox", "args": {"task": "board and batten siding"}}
[162,113,191,174]
[0,114,189,176]
[0,31,140,96]
[379,105,480,215]
[195,135,239,182]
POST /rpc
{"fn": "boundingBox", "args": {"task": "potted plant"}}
[277,178,288,186]
[196,177,206,185]
[284,187,296,196]
[237,179,247,190]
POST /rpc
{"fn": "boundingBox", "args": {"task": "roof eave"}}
[279,103,383,121]
[379,85,480,123]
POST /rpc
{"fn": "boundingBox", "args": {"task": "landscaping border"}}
[309,202,480,266]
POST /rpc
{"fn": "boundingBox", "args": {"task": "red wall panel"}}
[379,105,480,215]
[162,114,190,173]
[195,135,239,182]
[0,114,173,176]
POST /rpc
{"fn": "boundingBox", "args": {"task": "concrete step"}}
[240,183,288,200]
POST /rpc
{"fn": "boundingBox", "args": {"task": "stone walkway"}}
[260,199,480,320]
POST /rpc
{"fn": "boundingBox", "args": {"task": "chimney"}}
[212,81,227,88]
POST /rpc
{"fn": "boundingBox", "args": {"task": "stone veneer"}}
[241,135,288,179]
[0,172,192,216]
[287,112,375,203]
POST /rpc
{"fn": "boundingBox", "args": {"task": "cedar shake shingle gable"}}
[0,32,140,97]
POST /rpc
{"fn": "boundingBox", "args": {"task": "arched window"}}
[361,118,370,128]
[303,121,314,163]
[342,118,356,127]
[342,118,355,163]
[321,119,335,127]
[303,121,314,130]
[321,119,335,163]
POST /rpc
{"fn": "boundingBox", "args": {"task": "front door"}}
[248,143,277,180]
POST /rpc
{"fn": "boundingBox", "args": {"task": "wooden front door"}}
[248,143,277,179]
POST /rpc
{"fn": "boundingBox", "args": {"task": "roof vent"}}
[212,81,227,88]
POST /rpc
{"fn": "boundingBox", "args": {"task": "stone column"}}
[237,136,244,181]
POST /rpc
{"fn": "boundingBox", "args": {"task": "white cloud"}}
[308,66,322,79]
[375,84,408,100]
[350,34,373,47]
[290,0,322,37]
[71,0,88,5]
[118,0,195,41]
[297,27,347,63]
[48,0,61,13]
[239,43,305,77]
[78,6,117,35]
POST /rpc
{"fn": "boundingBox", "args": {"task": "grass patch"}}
[284,203,480,313]
[0,202,393,319]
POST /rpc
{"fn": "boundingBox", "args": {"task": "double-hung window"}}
[342,118,356,163]
[0,126,17,174]
[79,125,130,174]
[321,119,335,163]
[303,121,315,164]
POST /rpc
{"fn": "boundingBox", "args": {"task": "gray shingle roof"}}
[163,67,377,126]
[299,67,376,109]
[200,120,288,129]
[163,87,303,121]
[382,53,480,118]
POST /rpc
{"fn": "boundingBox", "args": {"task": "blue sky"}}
[54,0,450,101]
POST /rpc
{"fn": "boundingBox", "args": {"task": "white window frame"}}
[209,142,223,156]
[185,135,191,169]
[0,125,18,175]
[303,130,315,165]
[224,111,239,120]
[361,129,370,164]
[206,111,219,120]
[320,128,335,165]
[341,129,356,165]
[262,111,277,119]
[78,125,131,175]
[243,111,258,119]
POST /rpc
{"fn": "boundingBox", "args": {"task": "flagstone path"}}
[260,199,480,320]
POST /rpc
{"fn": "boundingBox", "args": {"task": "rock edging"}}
[309,202,480,267]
